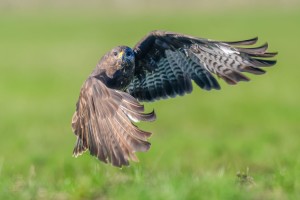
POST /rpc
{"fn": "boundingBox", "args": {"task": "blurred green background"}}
[1,0,300,199]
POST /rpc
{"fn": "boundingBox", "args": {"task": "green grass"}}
[1,8,300,200]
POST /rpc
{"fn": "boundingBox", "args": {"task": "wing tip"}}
[223,37,258,46]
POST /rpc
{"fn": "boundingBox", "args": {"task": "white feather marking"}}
[127,113,140,123]
[184,49,189,57]
[218,45,239,55]
[121,106,140,123]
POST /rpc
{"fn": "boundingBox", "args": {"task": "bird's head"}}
[101,46,135,79]
[111,46,135,65]
[93,46,135,90]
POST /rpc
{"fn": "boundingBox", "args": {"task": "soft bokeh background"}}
[1,0,300,199]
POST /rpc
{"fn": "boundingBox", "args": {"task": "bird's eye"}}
[126,51,132,57]
[113,51,118,56]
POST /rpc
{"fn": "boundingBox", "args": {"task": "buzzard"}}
[71,30,277,167]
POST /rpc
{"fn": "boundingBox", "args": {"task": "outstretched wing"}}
[127,30,277,102]
[71,77,156,167]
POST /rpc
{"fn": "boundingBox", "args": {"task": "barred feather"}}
[72,78,155,167]
[128,30,277,101]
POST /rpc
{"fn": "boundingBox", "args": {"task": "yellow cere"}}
[118,51,124,59]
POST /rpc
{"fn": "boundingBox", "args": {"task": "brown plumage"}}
[72,78,155,167]
[72,30,277,167]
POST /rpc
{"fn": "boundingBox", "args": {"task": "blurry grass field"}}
[1,7,300,200]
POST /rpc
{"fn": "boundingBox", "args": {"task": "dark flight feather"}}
[127,30,277,101]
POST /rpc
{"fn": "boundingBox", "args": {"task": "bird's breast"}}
[103,68,133,91]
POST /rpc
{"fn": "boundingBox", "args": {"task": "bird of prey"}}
[71,30,277,167]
